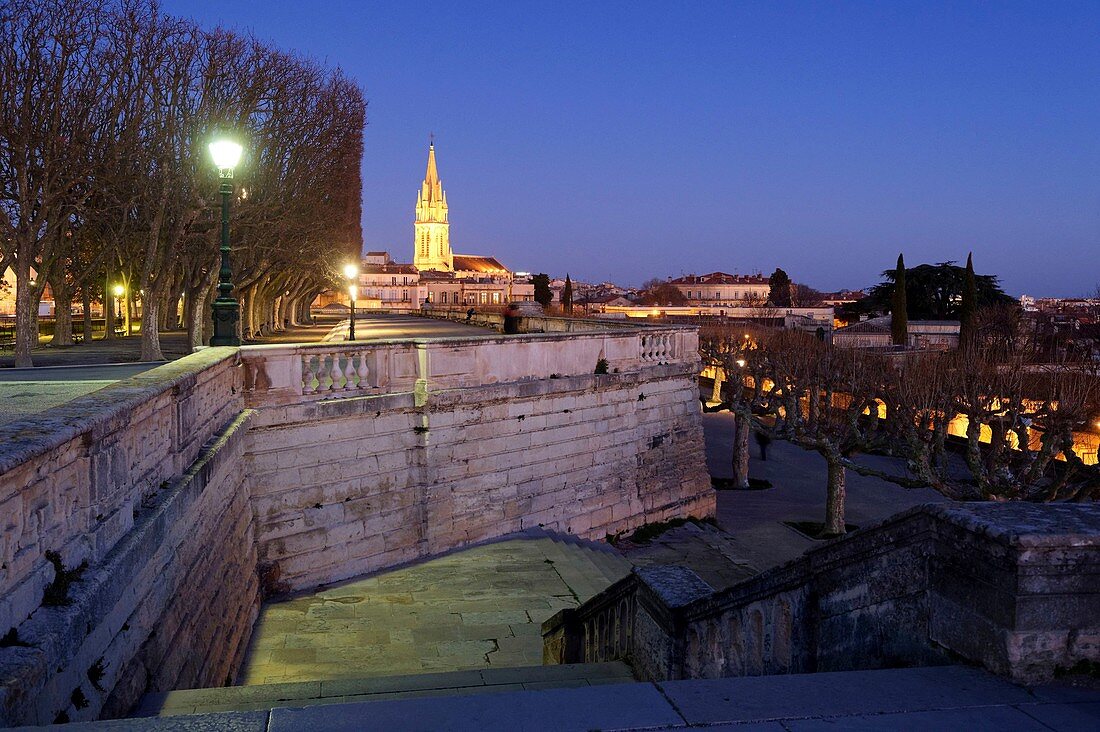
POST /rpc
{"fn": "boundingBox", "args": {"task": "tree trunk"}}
[13,257,38,368]
[188,289,206,350]
[126,291,134,336]
[81,287,93,343]
[139,295,165,361]
[51,282,74,346]
[711,373,723,403]
[104,280,116,340]
[731,413,751,489]
[287,296,300,327]
[824,453,846,535]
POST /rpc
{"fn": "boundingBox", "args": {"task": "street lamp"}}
[344,263,359,341]
[112,284,124,325]
[209,137,243,346]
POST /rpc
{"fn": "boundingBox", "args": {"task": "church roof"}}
[453,254,509,273]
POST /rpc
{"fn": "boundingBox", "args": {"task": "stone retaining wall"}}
[246,362,714,592]
[546,502,1100,684]
[0,352,261,726]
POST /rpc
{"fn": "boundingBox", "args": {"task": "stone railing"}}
[238,326,699,408]
[542,502,1100,684]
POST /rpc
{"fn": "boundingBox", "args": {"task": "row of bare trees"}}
[701,323,1100,535]
[0,0,364,366]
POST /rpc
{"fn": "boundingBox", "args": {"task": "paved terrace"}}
[239,532,629,684]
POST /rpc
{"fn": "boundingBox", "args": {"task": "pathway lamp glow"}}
[344,263,359,341]
[112,284,124,323]
[209,137,243,346]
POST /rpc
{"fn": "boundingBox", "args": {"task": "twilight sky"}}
[162,1,1100,296]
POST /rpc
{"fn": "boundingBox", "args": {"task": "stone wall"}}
[546,502,1100,684]
[0,351,261,726]
[245,350,714,591]
[0,323,715,725]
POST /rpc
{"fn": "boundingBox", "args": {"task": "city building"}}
[668,272,770,305]
[833,316,960,350]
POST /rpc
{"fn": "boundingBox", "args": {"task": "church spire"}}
[413,138,452,271]
[420,140,444,209]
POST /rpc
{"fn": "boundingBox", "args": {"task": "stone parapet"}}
[0,407,260,726]
[0,348,241,645]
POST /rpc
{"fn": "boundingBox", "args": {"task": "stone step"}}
[51,664,1098,731]
[582,546,632,581]
[538,537,616,600]
[134,661,634,718]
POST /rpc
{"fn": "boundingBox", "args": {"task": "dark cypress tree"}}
[531,274,553,308]
[768,268,792,306]
[959,252,978,350]
[562,274,574,314]
[891,253,908,346]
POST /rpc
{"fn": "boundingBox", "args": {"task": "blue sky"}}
[162,1,1100,295]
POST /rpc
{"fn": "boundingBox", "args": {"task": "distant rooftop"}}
[669,272,768,285]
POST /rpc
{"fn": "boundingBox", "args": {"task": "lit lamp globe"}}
[208,139,243,171]
[343,263,359,280]
[112,284,124,298]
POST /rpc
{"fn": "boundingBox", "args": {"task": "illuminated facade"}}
[412,143,453,272]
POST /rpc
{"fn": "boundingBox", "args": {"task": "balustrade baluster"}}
[329,354,342,391]
[343,353,356,390]
[356,352,370,388]
[302,355,316,394]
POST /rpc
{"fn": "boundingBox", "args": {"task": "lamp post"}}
[344,263,359,341]
[208,138,243,346]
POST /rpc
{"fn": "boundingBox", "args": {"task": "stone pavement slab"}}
[13,710,268,731]
[267,681,682,732]
[783,705,1050,730]
[1017,701,1100,729]
[658,666,1035,725]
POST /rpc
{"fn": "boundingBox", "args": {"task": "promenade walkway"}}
[0,313,489,426]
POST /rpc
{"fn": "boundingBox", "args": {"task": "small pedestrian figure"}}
[754,430,772,461]
[465,307,475,323]
[420,298,432,313]
[502,301,520,334]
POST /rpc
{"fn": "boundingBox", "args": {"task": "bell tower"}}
[413,141,452,271]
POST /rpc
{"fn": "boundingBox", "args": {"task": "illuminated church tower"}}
[412,141,452,271]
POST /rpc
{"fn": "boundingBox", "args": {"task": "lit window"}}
[491,292,501,304]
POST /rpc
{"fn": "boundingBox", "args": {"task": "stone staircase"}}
[530,529,633,601]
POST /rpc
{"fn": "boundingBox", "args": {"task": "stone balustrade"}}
[238,326,698,408]
[543,502,1100,685]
